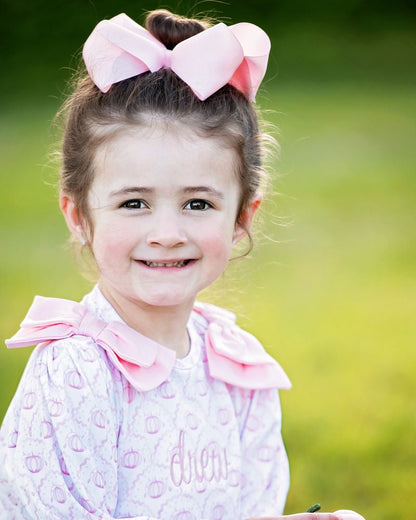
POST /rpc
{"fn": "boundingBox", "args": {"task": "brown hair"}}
[59,9,271,246]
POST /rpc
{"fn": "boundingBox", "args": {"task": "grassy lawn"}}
[1,81,414,519]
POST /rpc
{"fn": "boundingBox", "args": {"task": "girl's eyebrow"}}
[109,187,153,198]
[109,186,224,199]
[182,186,224,199]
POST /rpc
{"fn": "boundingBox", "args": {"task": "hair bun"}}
[145,9,210,50]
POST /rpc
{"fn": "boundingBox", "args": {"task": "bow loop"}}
[228,23,271,102]
[195,302,292,390]
[170,23,244,101]
[82,13,270,101]
[83,14,167,93]
[207,321,276,366]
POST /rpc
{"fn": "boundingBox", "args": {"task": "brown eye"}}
[120,199,147,209]
[184,199,212,211]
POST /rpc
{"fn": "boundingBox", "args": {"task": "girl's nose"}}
[146,215,188,248]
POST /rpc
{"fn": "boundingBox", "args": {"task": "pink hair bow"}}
[6,296,290,391]
[82,13,271,101]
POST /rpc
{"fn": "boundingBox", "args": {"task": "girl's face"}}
[62,123,259,314]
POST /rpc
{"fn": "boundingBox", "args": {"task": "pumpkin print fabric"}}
[0,286,290,519]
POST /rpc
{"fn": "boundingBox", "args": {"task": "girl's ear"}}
[233,196,262,244]
[60,193,87,245]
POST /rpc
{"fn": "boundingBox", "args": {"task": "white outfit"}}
[0,286,290,519]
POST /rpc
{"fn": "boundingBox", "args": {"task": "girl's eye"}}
[120,199,147,210]
[184,199,212,211]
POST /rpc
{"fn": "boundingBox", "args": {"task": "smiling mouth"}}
[140,260,192,268]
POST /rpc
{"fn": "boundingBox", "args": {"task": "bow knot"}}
[163,49,173,70]
[83,13,271,101]
[79,312,107,341]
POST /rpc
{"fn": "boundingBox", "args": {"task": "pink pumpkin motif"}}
[25,454,44,474]
[228,470,241,487]
[41,420,54,439]
[65,369,84,389]
[213,504,225,520]
[22,392,36,410]
[159,381,175,399]
[92,470,105,489]
[196,379,208,397]
[186,413,199,430]
[68,433,84,453]
[258,445,274,462]
[246,415,260,432]
[8,430,18,448]
[122,449,141,469]
[48,399,64,417]
[217,408,230,425]
[80,346,98,363]
[92,410,106,429]
[195,479,206,494]
[145,415,161,435]
[53,486,66,504]
[148,480,166,499]
[123,382,135,404]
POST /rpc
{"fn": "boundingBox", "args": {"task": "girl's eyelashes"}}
[184,199,213,211]
[118,198,213,211]
[119,199,148,210]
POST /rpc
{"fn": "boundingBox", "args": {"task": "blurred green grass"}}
[1,79,415,519]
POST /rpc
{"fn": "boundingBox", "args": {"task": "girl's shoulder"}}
[25,334,119,400]
[5,287,176,394]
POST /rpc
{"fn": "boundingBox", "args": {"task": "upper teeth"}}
[145,261,187,268]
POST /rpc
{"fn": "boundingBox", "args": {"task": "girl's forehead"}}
[100,119,226,149]
[91,123,240,193]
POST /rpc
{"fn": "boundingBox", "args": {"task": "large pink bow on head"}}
[82,13,271,101]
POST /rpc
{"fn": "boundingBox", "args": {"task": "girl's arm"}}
[0,336,155,520]
[230,387,289,518]
[1,336,216,520]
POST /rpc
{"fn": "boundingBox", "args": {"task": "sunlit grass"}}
[1,81,414,519]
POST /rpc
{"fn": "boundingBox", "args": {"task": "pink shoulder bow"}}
[82,13,271,101]
[6,297,291,392]
[194,302,291,390]
[6,296,176,392]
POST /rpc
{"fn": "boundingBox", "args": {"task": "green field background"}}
[0,2,415,519]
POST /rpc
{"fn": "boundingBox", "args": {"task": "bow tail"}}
[205,334,292,390]
[96,340,176,392]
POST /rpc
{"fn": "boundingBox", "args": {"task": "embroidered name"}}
[170,430,229,487]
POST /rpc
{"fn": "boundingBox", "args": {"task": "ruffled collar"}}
[6,286,291,392]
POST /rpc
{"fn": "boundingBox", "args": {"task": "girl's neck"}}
[98,283,193,359]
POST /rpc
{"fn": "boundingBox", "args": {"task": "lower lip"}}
[135,260,196,272]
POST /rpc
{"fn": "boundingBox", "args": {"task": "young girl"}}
[0,9,365,520]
